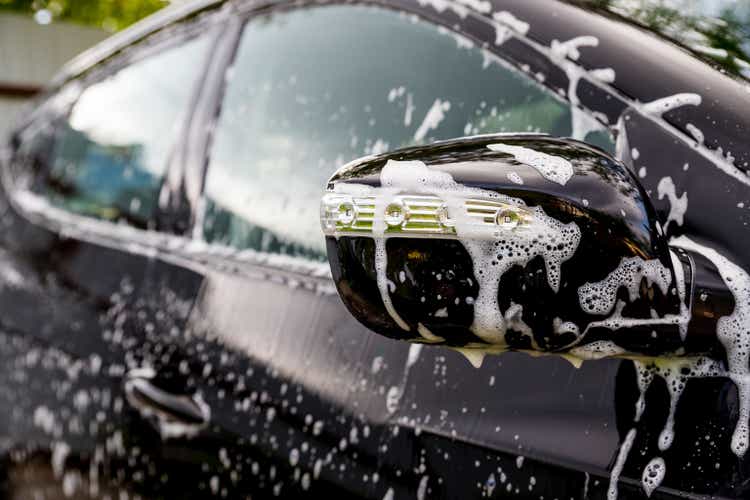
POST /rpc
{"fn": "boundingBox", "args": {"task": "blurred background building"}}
[0,0,168,137]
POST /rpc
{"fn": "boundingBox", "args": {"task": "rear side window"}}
[201,5,614,260]
[40,34,213,229]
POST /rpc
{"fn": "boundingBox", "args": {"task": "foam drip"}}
[463,205,580,343]
[656,177,688,231]
[608,428,636,500]
[672,236,750,456]
[641,457,665,497]
[609,357,726,499]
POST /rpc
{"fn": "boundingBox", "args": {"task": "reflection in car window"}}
[202,5,614,260]
[41,34,212,229]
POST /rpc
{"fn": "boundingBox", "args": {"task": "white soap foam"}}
[336,159,581,346]
[672,236,750,456]
[491,11,529,45]
[686,123,704,145]
[465,205,580,343]
[641,457,666,497]
[656,176,688,231]
[669,250,689,340]
[415,0,468,18]
[570,340,625,360]
[550,36,599,61]
[634,361,654,422]
[578,257,672,315]
[590,67,616,83]
[548,36,611,141]
[414,99,451,142]
[404,93,415,127]
[506,171,524,185]
[608,428,637,500]
[492,11,529,34]
[406,344,423,368]
[504,302,538,348]
[487,143,574,186]
[641,93,702,117]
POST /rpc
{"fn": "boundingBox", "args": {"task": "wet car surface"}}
[0,0,749,498]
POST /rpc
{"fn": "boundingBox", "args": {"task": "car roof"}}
[49,0,224,89]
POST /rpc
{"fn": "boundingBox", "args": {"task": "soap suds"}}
[506,172,524,185]
[488,143,574,186]
[548,36,610,141]
[656,177,688,231]
[414,99,451,142]
[570,340,625,360]
[589,67,616,83]
[465,205,580,343]
[685,123,704,145]
[492,11,529,35]
[672,236,750,457]
[374,238,410,331]
[641,93,702,117]
[608,428,636,500]
[491,11,529,45]
[334,158,580,347]
[641,457,665,497]
[550,36,599,61]
[578,257,672,316]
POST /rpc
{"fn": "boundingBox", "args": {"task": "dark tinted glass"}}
[41,34,212,228]
[202,5,613,260]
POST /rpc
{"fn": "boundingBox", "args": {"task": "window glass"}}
[41,34,213,228]
[202,5,613,260]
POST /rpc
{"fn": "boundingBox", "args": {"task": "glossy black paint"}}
[0,0,749,499]
[326,134,715,357]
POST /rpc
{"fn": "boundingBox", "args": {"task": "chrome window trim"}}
[2,182,335,295]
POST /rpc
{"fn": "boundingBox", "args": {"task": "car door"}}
[0,9,240,498]
[178,1,750,498]
[164,1,675,498]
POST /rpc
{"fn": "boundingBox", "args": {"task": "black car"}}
[1,0,749,498]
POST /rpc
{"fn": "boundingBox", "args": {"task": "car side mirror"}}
[320,134,706,365]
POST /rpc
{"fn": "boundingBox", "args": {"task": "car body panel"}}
[0,0,749,498]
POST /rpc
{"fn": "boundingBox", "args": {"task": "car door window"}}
[39,33,213,229]
[201,4,614,260]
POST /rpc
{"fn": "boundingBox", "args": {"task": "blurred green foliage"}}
[0,0,169,32]
[573,0,750,80]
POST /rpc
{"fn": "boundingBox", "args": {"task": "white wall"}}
[0,12,107,139]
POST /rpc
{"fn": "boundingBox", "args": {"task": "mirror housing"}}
[321,134,704,362]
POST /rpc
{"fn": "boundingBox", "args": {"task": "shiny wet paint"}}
[0,0,749,498]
